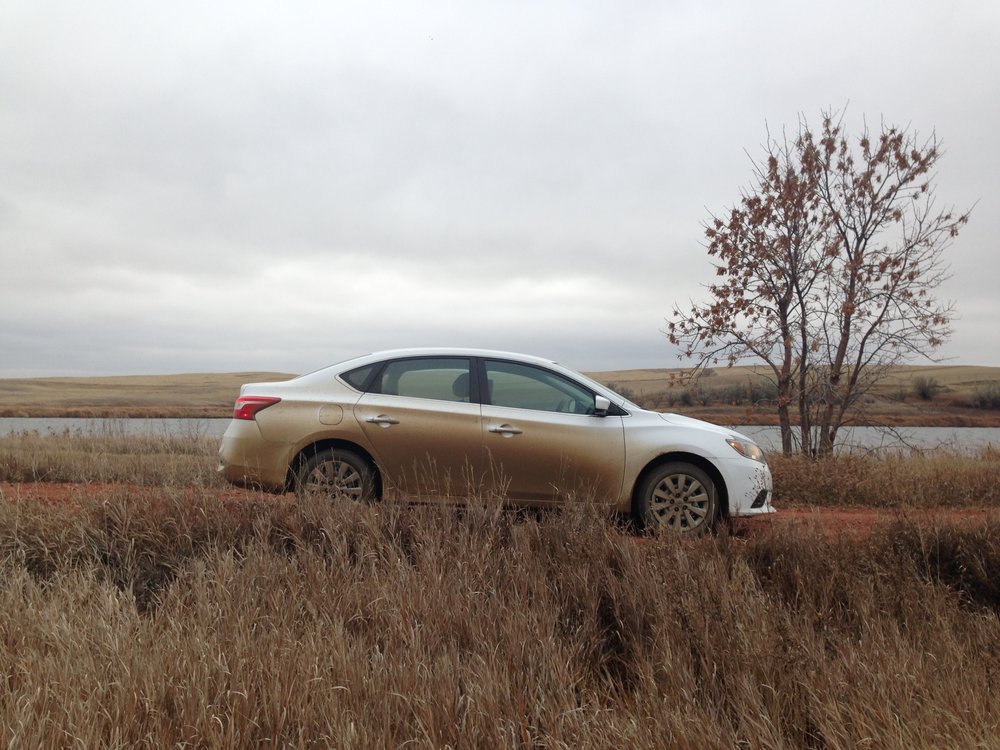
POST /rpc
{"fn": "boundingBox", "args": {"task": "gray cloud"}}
[1,0,996,376]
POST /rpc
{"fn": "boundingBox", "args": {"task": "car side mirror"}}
[594,395,611,417]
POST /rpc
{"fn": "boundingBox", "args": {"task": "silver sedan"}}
[218,348,774,533]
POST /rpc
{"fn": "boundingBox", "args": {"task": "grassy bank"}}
[0,431,222,487]
[597,363,1000,427]
[1,489,999,747]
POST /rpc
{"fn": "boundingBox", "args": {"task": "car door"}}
[480,359,626,505]
[354,357,483,501]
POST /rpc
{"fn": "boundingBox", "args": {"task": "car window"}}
[341,363,377,391]
[377,358,472,403]
[485,360,595,414]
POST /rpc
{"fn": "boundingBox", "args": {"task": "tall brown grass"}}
[4,433,1000,510]
[1,487,999,747]
[771,448,1000,507]
[0,429,221,486]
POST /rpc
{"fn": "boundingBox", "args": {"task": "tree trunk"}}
[778,315,795,455]
[817,394,838,456]
[797,383,811,456]
[777,402,793,455]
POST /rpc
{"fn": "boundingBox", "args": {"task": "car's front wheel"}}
[295,448,376,503]
[635,461,718,534]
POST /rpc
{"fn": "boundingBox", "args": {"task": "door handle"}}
[365,415,400,427]
[488,424,522,437]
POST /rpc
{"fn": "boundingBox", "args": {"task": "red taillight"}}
[233,396,281,420]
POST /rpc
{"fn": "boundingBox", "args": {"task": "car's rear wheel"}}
[635,462,718,534]
[296,448,375,503]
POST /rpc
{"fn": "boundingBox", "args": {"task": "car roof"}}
[343,348,561,368]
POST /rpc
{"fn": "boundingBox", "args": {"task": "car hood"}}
[655,411,756,443]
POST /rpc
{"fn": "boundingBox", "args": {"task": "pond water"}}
[0,417,997,453]
[733,425,999,454]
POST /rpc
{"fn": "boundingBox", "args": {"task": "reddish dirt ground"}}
[0,481,272,509]
[732,502,996,538]
[2,482,995,539]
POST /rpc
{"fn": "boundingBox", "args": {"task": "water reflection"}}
[735,425,999,454]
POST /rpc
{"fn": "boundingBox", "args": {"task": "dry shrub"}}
[2,490,999,747]
[967,383,1000,409]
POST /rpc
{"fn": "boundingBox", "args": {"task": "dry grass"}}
[5,433,1000,511]
[1,487,999,747]
[0,429,222,486]
[770,448,1000,508]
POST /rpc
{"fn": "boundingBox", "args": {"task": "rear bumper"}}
[217,420,292,491]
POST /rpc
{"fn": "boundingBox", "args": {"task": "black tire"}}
[635,461,718,534]
[295,449,376,504]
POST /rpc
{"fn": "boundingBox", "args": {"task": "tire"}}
[635,462,718,534]
[295,449,376,504]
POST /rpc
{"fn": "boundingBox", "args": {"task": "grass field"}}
[0,372,293,418]
[590,363,1000,400]
[1,435,999,746]
[2,365,998,424]
[591,363,1000,426]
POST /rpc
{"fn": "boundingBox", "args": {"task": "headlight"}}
[726,437,765,463]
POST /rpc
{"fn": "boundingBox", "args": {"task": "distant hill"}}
[587,364,1000,427]
[588,364,1000,400]
[0,372,295,418]
[1,365,998,425]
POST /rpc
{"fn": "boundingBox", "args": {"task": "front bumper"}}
[715,457,775,518]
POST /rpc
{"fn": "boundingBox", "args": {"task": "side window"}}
[485,360,595,414]
[341,364,377,391]
[377,358,472,403]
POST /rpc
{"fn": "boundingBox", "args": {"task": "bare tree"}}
[668,110,971,456]
[805,113,968,453]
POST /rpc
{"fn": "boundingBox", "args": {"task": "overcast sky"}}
[1,1,996,377]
